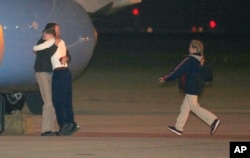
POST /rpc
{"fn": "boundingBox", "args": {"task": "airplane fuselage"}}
[0,0,96,92]
[0,0,141,114]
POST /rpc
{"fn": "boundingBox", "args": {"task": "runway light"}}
[132,8,139,16]
[209,20,216,29]
[191,26,197,32]
[146,26,153,33]
[198,27,203,33]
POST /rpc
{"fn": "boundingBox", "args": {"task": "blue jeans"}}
[52,68,74,128]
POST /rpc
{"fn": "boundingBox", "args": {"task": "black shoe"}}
[41,131,58,136]
[168,126,182,136]
[58,124,73,136]
[210,119,220,135]
[64,122,80,136]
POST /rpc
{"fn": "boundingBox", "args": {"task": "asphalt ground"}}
[0,113,249,158]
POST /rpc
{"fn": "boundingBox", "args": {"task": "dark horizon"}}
[93,0,250,34]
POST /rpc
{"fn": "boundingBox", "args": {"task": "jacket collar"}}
[189,52,202,61]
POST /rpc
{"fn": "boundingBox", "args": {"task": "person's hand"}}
[159,77,165,84]
[59,56,68,65]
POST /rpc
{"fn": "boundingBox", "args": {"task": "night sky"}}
[94,0,250,34]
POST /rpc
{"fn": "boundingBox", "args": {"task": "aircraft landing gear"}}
[2,93,25,114]
[0,92,43,115]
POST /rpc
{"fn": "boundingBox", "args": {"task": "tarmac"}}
[1,78,250,158]
[0,111,249,158]
[1,66,250,158]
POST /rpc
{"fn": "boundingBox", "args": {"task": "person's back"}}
[184,55,204,95]
[33,29,57,70]
[200,60,213,83]
[34,39,56,72]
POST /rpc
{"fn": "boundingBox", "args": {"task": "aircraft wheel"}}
[3,93,25,114]
[25,91,43,115]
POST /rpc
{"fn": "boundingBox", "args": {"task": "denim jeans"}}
[52,68,74,128]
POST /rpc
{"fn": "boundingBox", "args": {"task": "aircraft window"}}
[0,24,4,65]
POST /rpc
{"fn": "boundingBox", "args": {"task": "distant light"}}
[191,26,197,32]
[209,20,216,29]
[146,26,153,33]
[132,8,139,16]
[198,27,203,33]
[191,26,203,33]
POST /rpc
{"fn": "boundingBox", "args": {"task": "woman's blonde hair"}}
[190,40,204,56]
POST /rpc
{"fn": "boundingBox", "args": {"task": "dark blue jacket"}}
[163,54,208,95]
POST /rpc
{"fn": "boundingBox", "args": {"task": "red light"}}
[132,8,139,16]
[209,20,216,28]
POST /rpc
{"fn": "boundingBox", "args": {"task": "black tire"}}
[3,93,25,114]
[25,91,43,115]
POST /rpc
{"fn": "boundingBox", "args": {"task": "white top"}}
[33,39,55,52]
[51,39,68,70]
